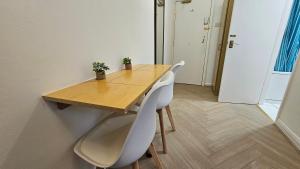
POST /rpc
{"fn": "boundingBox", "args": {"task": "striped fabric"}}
[274,0,300,72]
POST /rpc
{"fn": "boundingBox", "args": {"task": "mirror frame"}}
[154,0,165,64]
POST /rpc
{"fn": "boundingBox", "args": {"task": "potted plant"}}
[92,62,110,80]
[123,57,132,70]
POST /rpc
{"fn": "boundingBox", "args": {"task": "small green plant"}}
[92,62,110,73]
[123,57,132,65]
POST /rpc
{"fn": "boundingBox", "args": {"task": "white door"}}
[219,0,287,104]
[173,0,211,85]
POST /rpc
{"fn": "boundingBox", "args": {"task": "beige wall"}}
[277,58,300,143]
[0,1,154,169]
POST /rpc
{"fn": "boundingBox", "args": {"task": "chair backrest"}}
[155,71,175,109]
[112,72,175,168]
[171,60,185,75]
[155,61,185,109]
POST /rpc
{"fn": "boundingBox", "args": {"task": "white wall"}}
[0,1,154,169]
[276,58,300,150]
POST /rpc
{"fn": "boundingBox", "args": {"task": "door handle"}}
[229,40,234,48]
[229,40,240,48]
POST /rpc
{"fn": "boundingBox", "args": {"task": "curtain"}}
[274,0,300,72]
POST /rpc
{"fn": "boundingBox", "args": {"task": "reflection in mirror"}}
[155,0,165,64]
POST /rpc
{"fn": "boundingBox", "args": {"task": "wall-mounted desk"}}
[43,64,171,112]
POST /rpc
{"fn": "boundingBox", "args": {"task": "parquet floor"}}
[125,84,300,169]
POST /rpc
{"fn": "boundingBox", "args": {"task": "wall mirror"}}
[155,0,165,64]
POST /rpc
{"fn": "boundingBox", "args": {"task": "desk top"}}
[43,64,171,112]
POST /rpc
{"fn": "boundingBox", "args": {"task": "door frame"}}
[202,0,214,86]
[155,0,166,64]
[154,0,157,64]
[213,0,234,95]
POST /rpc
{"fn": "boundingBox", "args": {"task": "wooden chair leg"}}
[157,109,167,154]
[145,150,152,158]
[132,160,140,169]
[149,143,163,169]
[165,105,176,131]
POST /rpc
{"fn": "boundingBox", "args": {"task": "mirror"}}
[155,0,165,64]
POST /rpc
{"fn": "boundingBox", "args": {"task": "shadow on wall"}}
[1,99,112,169]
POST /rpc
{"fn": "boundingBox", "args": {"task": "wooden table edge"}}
[42,64,171,112]
[42,95,127,113]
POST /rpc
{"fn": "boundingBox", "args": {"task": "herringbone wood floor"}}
[125,84,300,169]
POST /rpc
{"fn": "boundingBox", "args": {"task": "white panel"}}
[265,72,291,101]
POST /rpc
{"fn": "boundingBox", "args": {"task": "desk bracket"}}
[57,103,71,110]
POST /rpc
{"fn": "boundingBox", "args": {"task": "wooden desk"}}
[108,65,171,86]
[43,64,171,112]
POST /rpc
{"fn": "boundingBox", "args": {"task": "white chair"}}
[170,61,185,75]
[74,73,175,169]
[156,61,185,154]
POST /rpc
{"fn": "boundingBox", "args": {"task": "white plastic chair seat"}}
[74,114,136,168]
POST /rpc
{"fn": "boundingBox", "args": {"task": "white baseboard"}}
[276,119,300,150]
[204,83,213,86]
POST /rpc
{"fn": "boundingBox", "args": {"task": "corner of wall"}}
[276,119,300,150]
